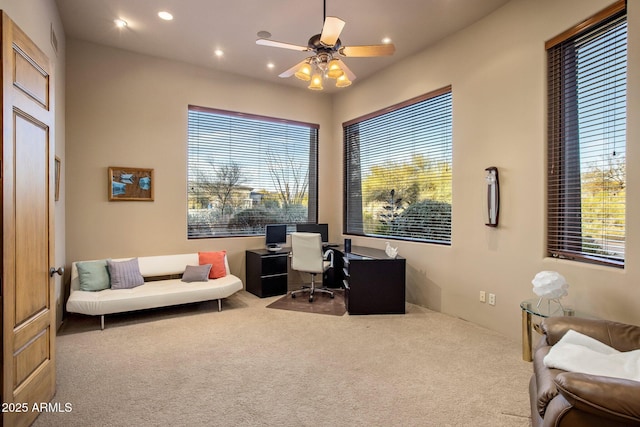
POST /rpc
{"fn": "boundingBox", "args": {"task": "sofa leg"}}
[218,299,222,312]
[101,315,105,330]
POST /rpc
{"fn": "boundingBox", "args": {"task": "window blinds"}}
[343,87,452,244]
[187,106,318,238]
[547,5,626,267]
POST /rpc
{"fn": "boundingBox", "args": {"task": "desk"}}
[520,298,576,361]
[339,246,406,315]
[246,246,340,297]
[246,245,406,315]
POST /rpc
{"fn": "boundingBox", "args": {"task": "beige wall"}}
[333,0,640,340]
[65,40,334,279]
[64,0,639,341]
[0,0,66,326]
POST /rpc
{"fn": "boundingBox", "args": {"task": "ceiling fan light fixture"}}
[294,63,312,81]
[336,74,351,88]
[256,0,395,90]
[308,72,324,90]
[327,59,344,79]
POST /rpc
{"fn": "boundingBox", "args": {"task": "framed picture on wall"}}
[108,166,154,201]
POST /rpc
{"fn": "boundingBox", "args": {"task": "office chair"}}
[290,232,335,302]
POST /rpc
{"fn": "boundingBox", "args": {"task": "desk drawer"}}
[260,274,288,297]
[261,254,288,276]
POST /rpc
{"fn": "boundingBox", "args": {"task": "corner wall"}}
[64,39,334,279]
[332,0,640,340]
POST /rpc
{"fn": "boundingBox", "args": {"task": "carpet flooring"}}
[34,291,533,427]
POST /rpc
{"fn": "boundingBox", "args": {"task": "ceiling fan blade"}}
[339,60,357,81]
[256,38,308,52]
[278,60,309,78]
[320,16,345,46]
[339,44,396,57]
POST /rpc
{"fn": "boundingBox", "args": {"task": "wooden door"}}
[1,13,56,427]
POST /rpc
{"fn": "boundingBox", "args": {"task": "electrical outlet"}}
[479,291,486,303]
[488,293,496,306]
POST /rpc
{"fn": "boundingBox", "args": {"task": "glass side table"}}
[520,298,575,362]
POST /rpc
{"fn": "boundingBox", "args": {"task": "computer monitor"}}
[265,224,287,249]
[296,223,329,243]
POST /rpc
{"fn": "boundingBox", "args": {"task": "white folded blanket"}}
[544,329,640,382]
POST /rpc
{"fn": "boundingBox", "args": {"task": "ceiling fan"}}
[255,0,395,90]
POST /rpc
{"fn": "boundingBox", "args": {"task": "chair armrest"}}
[554,372,640,423]
[532,345,561,417]
[323,249,334,268]
[541,317,599,345]
[542,317,640,351]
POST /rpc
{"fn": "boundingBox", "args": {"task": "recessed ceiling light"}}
[382,37,392,44]
[214,49,224,57]
[114,18,128,28]
[267,62,275,69]
[158,11,173,21]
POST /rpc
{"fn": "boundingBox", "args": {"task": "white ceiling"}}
[55,0,511,92]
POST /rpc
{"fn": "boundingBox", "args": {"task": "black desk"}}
[338,246,406,315]
[246,246,336,297]
[246,245,406,315]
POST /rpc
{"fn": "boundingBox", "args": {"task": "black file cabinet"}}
[246,249,289,298]
[342,247,406,315]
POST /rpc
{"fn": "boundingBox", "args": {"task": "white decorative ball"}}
[531,271,569,299]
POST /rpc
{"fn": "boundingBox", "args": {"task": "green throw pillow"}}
[77,260,111,291]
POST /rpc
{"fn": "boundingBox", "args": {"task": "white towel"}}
[543,329,640,382]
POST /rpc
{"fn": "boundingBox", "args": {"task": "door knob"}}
[49,267,64,277]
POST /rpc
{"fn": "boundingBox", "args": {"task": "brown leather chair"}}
[530,317,640,426]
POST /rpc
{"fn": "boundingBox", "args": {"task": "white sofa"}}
[67,253,243,329]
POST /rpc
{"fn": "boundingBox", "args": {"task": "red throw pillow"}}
[198,251,227,279]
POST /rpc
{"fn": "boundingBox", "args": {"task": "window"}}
[187,106,318,238]
[546,1,626,267]
[343,86,452,244]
